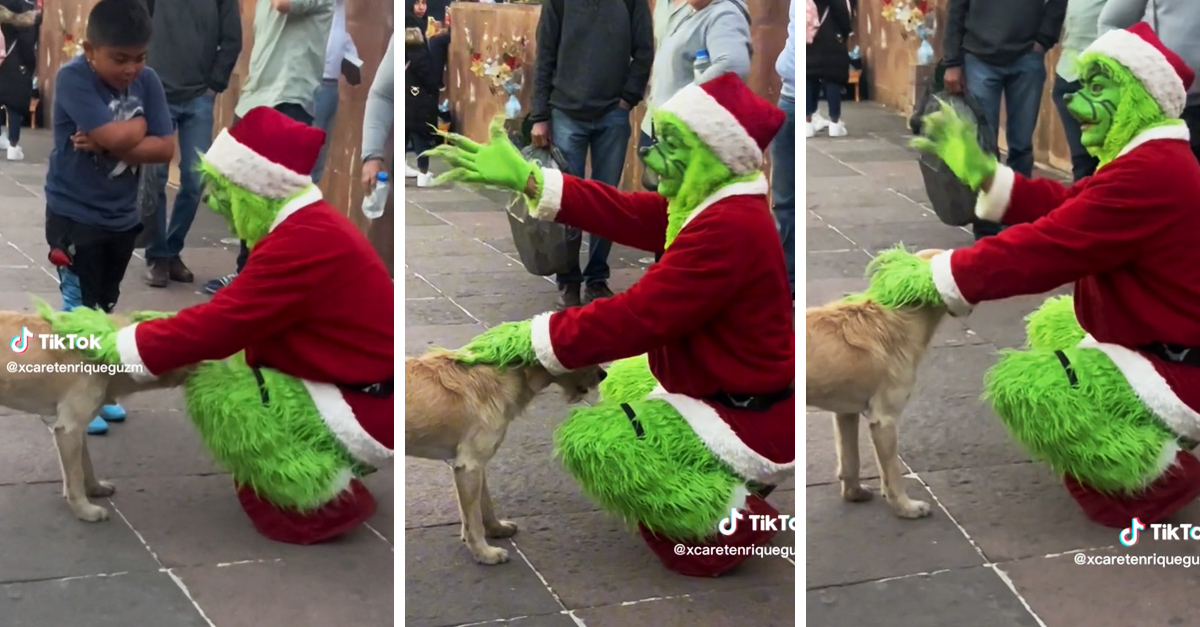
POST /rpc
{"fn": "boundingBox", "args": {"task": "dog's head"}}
[914,248,945,261]
[551,365,607,404]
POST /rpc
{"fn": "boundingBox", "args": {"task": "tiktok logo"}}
[9,326,32,354]
[718,508,743,536]
[1120,517,1145,547]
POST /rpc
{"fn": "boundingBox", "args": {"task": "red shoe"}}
[237,479,376,545]
[640,494,780,577]
[1065,449,1200,528]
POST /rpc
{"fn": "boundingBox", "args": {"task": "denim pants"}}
[771,95,796,296]
[805,77,842,120]
[2,106,21,145]
[1050,76,1098,182]
[146,93,215,261]
[310,79,340,184]
[963,50,1046,237]
[550,106,631,286]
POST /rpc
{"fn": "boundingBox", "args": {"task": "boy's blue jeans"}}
[59,267,82,311]
[771,95,796,295]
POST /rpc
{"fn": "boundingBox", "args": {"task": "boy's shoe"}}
[7,145,24,161]
[828,121,848,138]
[99,404,126,423]
[87,416,108,435]
[416,172,436,187]
[204,273,238,295]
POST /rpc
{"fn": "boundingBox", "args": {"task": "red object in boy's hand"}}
[48,248,70,266]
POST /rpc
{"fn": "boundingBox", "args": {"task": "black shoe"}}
[557,283,582,310]
[168,257,194,283]
[144,259,169,288]
[583,282,614,304]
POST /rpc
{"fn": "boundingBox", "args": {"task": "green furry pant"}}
[984,296,1176,493]
[184,353,359,510]
[554,355,743,541]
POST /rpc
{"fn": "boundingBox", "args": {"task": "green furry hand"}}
[455,320,537,368]
[129,310,175,323]
[861,247,946,310]
[910,98,997,190]
[424,116,537,194]
[35,300,120,363]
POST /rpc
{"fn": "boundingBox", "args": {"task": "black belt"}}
[708,387,794,412]
[339,378,394,398]
[1139,343,1200,368]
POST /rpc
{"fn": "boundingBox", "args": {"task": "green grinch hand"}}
[129,310,175,323]
[454,320,537,368]
[860,246,946,310]
[424,116,539,194]
[909,98,997,190]
[34,299,121,363]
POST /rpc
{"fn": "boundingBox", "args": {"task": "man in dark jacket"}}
[142,0,242,287]
[942,0,1067,240]
[0,0,37,161]
[531,0,653,309]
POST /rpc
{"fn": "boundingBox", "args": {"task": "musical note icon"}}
[9,326,32,354]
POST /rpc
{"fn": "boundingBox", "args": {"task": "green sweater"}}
[235,0,335,118]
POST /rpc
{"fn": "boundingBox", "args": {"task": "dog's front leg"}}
[81,439,115,498]
[865,408,931,519]
[479,474,518,539]
[453,461,510,565]
[53,421,109,522]
[833,413,873,502]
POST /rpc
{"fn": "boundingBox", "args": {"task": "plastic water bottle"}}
[362,172,389,220]
[693,49,711,83]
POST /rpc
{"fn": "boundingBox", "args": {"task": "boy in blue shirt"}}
[45,0,175,434]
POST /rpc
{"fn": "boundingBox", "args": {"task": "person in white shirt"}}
[310,0,361,183]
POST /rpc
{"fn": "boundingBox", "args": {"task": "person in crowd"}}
[206,0,333,296]
[942,0,1067,240]
[1100,0,1200,162]
[311,0,361,184]
[640,0,691,166]
[406,0,441,188]
[806,0,852,138]
[362,33,393,193]
[142,0,242,288]
[0,0,37,161]
[1052,0,1105,181]
[775,0,795,299]
[47,0,175,435]
[531,0,654,309]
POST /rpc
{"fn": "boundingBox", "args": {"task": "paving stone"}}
[421,268,557,299]
[810,202,937,227]
[407,251,524,276]
[807,566,1039,627]
[0,290,63,312]
[0,571,208,627]
[406,231,493,257]
[962,290,1072,349]
[509,510,795,610]
[806,223,856,252]
[406,297,477,326]
[831,147,918,162]
[432,210,513,240]
[577,585,796,627]
[454,293,560,326]
[806,411,878,486]
[806,484,983,588]
[404,322,487,355]
[849,160,924,180]
[807,151,862,177]
[84,409,223,480]
[406,273,442,298]
[0,415,61,485]
[363,466,394,543]
[806,249,875,280]
[0,483,161,583]
[174,546,393,627]
[804,184,913,209]
[897,392,1031,473]
[921,464,1122,562]
[406,206,446,226]
[109,474,388,568]
[405,524,562,627]
[836,220,976,254]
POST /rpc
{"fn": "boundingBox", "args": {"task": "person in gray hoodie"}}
[1100,0,1200,161]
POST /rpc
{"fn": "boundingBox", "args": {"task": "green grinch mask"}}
[1068,53,1182,168]
[1067,67,1120,151]
[198,156,287,249]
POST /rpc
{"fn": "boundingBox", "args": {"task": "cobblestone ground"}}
[403,172,797,626]
[0,131,394,626]
[806,102,1200,626]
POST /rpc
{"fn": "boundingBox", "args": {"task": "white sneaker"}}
[7,145,24,161]
[0,135,10,150]
[811,113,831,132]
[416,172,436,188]
[405,164,420,178]
[827,122,848,138]
[805,122,815,138]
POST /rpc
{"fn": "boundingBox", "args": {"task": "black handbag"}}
[506,145,575,276]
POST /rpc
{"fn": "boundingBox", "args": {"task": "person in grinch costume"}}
[426,72,794,577]
[871,22,1200,527]
[42,107,394,545]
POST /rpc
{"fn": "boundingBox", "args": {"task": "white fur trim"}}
[646,384,794,484]
[975,164,1015,223]
[929,251,973,317]
[302,379,393,466]
[1117,123,1192,159]
[1078,335,1200,441]
[533,168,565,221]
[659,84,763,175]
[205,129,315,200]
[269,186,324,233]
[1154,439,1183,485]
[1086,29,1188,118]
[680,174,769,232]
[115,323,157,383]
[530,312,569,375]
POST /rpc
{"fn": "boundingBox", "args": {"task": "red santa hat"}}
[203,106,326,200]
[657,72,785,176]
[1085,22,1195,118]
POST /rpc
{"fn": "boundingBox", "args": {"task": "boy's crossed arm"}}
[58,64,176,165]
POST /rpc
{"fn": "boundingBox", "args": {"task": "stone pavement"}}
[806,102,1200,626]
[0,130,394,626]
[404,177,797,625]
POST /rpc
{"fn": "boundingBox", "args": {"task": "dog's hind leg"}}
[479,474,518,539]
[865,395,931,519]
[453,459,510,565]
[834,412,873,502]
[53,389,110,522]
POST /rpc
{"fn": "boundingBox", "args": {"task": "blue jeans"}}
[806,77,842,120]
[963,50,1046,237]
[550,106,631,286]
[146,93,215,260]
[771,95,796,295]
[311,80,340,183]
[1051,75,1099,182]
[2,107,21,144]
